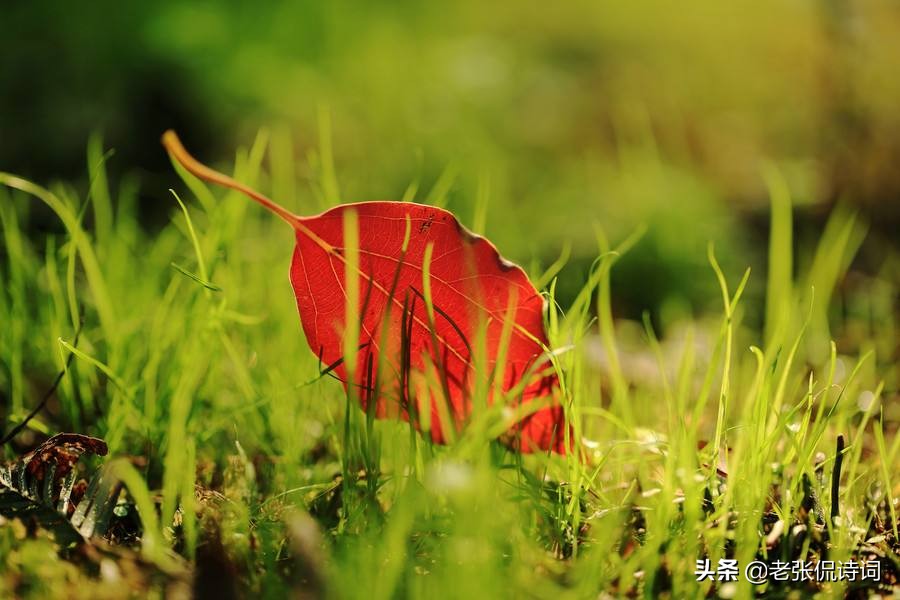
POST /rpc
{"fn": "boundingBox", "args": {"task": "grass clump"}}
[0,133,897,599]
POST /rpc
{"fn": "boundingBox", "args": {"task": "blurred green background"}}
[2,0,898,330]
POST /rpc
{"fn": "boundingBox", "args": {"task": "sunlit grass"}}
[0,131,897,598]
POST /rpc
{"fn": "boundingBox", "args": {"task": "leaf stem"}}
[162,130,300,228]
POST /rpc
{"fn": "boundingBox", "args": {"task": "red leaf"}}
[163,132,569,453]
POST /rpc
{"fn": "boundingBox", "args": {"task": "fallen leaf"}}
[163,131,569,452]
[0,432,121,542]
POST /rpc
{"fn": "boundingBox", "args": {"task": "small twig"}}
[1,318,84,445]
[801,473,826,524]
[831,434,845,520]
